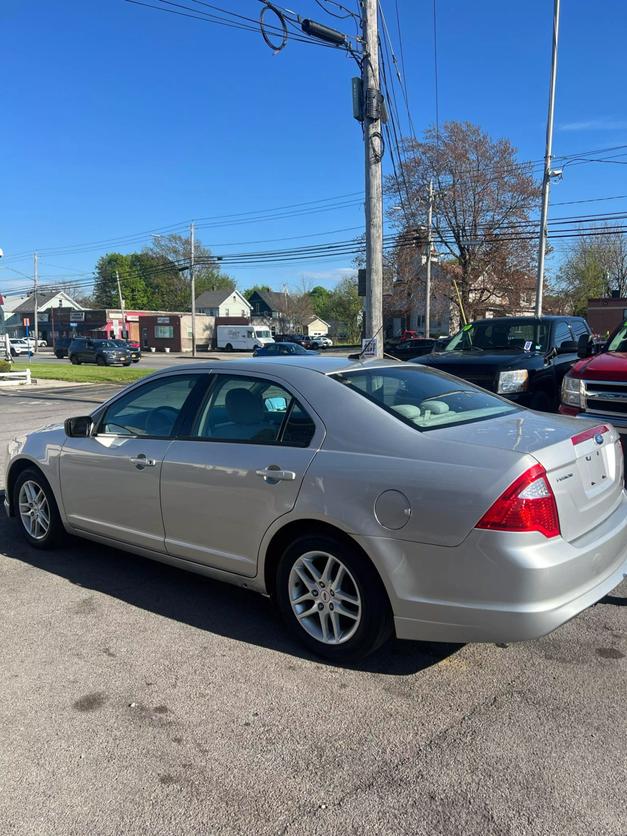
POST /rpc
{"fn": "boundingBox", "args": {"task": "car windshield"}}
[608,324,627,352]
[332,366,517,432]
[97,340,119,349]
[256,329,272,339]
[445,319,549,353]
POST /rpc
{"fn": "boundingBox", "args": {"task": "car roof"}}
[471,315,583,324]
[145,356,403,377]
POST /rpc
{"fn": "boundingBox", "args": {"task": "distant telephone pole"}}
[535,0,561,317]
[190,221,197,358]
[424,180,434,338]
[115,270,126,339]
[33,252,39,353]
[362,0,384,357]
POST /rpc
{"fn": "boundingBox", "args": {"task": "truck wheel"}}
[225,343,233,352]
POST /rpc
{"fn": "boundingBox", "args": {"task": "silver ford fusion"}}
[5,357,627,661]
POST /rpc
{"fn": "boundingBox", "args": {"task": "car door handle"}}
[255,468,296,482]
[130,455,157,468]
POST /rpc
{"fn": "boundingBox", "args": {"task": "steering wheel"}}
[146,406,179,437]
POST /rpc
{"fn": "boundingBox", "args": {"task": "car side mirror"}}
[558,340,578,354]
[577,334,594,358]
[64,416,93,437]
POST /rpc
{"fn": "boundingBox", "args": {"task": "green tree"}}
[324,276,362,342]
[145,233,235,304]
[93,253,152,309]
[556,228,627,316]
[308,285,332,317]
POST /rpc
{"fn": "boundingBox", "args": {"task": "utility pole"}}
[33,252,39,354]
[190,221,196,358]
[535,0,561,317]
[362,0,384,358]
[424,180,434,338]
[115,270,126,339]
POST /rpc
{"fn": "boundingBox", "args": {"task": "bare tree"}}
[556,226,627,315]
[387,121,540,321]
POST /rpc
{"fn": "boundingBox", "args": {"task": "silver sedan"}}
[5,357,627,661]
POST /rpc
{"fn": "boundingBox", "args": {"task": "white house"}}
[195,289,251,319]
[4,291,84,340]
[304,316,330,337]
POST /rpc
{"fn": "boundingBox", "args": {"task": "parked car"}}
[385,338,437,360]
[21,336,47,348]
[216,325,274,352]
[113,339,141,363]
[560,321,627,435]
[253,342,319,357]
[68,338,132,366]
[5,357,626,661]
[412,316,591,412]
[310,335,333,349]
[54,337,71,359]
[9,339,30,356]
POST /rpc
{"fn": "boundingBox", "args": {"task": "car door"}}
[160,371,324,576]
[59,372,208,551]
[552,320,578,388]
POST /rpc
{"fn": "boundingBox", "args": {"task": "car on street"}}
[113,339,141,363]
[9,338,30,356]
[253,342,319,357]
[412,315,592,412]
[560,320,627,436]
[21,336,47,348]
[385,337,438,360]
[68,338,132,366]
[5,357,626,661]
[310,335,333,349]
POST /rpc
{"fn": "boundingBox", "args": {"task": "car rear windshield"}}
[445,319,549,353]
[331,366,517,431]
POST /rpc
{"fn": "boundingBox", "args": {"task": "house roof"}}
[306,315,329,326]
[12,291,84,313]
[195,289,250,309]
[250,290,286,311]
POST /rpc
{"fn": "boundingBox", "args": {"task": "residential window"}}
[225,308,230,317]
[155,325,174,339]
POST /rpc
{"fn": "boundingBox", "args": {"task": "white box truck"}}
[217,325,274,351]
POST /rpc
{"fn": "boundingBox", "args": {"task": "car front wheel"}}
[14,468,64,549]
[275,534,392,662]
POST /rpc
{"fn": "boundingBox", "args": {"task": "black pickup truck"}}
[411,315,592,412]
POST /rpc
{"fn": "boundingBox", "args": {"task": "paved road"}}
[0,515,624,835]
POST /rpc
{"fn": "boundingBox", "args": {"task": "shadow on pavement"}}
[0,514,461,675]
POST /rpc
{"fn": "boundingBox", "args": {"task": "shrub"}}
[0,359,12,373]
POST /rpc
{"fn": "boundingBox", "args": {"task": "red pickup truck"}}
[560,323,627,435]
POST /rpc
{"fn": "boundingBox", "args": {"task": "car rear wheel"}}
[275,534,392,662]
[225,343,233,352]
[14,468,64,549]
[70,355,80,365]
[96,356,105,366]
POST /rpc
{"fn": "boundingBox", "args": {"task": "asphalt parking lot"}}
[0,382,625,835]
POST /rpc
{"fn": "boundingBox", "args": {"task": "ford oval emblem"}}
[594,433,604,445]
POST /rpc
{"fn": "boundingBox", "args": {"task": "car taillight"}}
[476,463,560,539]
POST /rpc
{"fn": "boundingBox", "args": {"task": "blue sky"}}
[1,0,626,297]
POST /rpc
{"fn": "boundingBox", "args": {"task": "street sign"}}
[361,337,377,358]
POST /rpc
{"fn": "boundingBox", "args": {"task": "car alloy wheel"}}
[276,534,392,661]
[18,480,50,540]
[288,551,362,645]
[14,468,64,550]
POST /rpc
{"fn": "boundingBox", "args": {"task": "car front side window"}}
[98,374,205,438]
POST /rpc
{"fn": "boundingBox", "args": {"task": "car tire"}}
[225,343,233,352]
[70,355,80,365]
[123,361,131,367]
[275,534,393,662]
[13,468,64,550]
[96,356,105,366]
[132,359,140,364]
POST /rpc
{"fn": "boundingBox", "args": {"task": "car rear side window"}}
[191,374,316,447]
[332,366,517,432]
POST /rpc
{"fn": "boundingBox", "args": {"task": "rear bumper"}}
[355,496,627,644]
